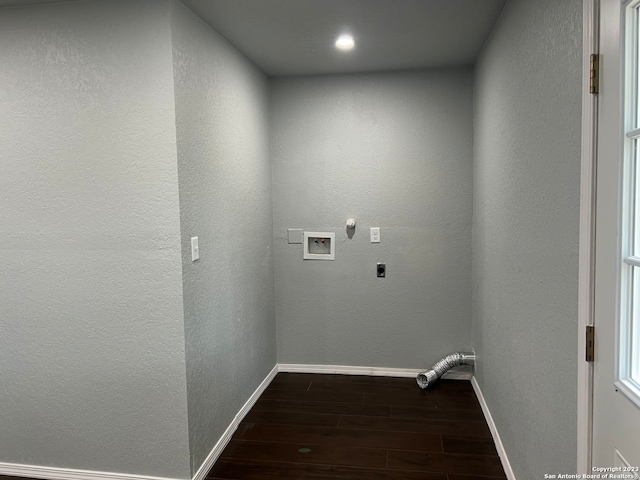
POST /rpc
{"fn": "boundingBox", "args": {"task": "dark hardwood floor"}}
[207,373,506,479]
[0,373,506,480]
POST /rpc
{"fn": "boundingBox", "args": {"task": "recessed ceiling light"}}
[335,35,355,51]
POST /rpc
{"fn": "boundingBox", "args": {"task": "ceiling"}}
[0,0,507,77]
[181,0,507,77]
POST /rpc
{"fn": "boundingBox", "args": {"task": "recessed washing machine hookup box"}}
[303,232,335,260]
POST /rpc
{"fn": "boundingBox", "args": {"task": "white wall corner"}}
[471,377,517,480]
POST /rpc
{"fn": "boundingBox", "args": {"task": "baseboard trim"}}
[471,377,516,480]
[191,364,278,480]
[0,365,279,480]
[0,463,181,480]
[277,363,472,380]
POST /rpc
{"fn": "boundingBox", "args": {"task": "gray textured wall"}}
[170,1,276,475]
[271,69,473,368]
[472,0,582,477]
[0,1,191,477]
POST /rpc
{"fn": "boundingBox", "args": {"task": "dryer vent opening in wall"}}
[303,232,335,260]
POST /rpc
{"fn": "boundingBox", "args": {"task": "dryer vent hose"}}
[416,352,475,389]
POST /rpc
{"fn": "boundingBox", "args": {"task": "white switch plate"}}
[370,227,380,243]
[191,237,199,261]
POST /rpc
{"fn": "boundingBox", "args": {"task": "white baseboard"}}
[192,364,278,480]
[277,363,472,380]
[0,365,279,480]
[0,463,181,480]
[471,377,516,480]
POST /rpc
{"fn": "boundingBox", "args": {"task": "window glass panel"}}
[633,312,640,385]
[633,139,640,256]
[630,266,640,382]
[620,3,640,400]
[636,6,640,130]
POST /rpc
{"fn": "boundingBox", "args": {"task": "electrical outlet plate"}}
[370,227,380,243]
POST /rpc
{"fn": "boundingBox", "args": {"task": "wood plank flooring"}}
[207,373,506,479]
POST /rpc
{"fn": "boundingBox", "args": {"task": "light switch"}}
[191,237,199,261]
[370,227,380,243]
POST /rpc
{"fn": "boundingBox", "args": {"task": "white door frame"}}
[577,0,600,473]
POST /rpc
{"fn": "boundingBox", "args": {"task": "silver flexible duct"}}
[416,352,476,389]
